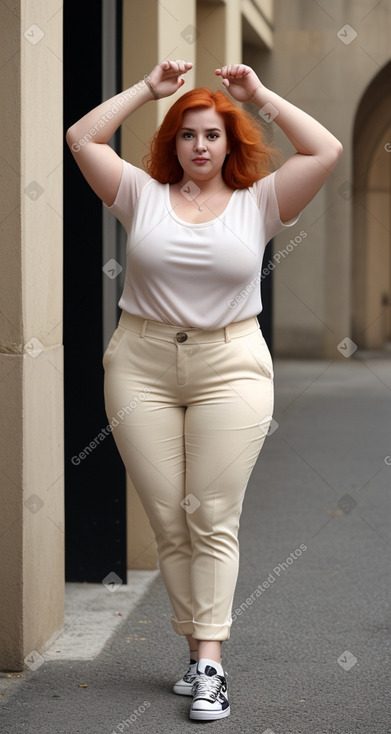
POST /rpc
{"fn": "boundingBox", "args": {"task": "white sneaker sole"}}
[189,705,231,720]
[172,682,194,696]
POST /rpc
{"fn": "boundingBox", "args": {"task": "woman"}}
[66,60,342,722]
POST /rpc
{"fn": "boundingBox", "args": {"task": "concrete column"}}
[196,0,242,88]
[224,0,242,63]
[0,1,64,670]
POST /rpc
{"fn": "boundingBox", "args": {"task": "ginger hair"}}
[143,87,278,188]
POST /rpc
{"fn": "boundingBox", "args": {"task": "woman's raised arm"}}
[66,60,193,206]
[216,64,343,222]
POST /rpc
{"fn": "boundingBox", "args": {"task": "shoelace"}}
[193,673,226,701]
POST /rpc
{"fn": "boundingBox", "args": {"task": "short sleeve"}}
[103,159,151,234]
[249,170,300,243]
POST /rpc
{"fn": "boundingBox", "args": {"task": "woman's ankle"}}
[186,634,199,662]
[197,641,222,664]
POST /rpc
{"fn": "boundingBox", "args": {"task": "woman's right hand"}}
[66,59,193,208]
[147,59,193,99]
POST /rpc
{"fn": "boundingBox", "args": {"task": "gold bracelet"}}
[145,78,159,100]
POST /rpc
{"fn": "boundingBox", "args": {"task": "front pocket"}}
[102,325,127,369]
[256,357,273,379]
[251,330,274,379]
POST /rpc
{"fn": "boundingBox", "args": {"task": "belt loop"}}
[140,319,148,338]
[224,325,231,343]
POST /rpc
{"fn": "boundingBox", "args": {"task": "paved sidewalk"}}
[1,357,391,734]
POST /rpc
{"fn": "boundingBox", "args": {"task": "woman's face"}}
[174,107,230,184]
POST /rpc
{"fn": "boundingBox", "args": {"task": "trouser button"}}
[176,332,188,343]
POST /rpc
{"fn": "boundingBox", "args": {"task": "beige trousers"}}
[103,310,274,641]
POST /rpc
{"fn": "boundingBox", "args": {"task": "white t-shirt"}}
[105,159,299,329]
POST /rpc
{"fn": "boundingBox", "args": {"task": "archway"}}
[352,62,391,350]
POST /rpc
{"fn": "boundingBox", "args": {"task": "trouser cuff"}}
[192,621,231,641]
[170,617,232,640]
[170,617,195,636]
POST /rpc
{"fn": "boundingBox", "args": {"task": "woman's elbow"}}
[331,139,343,165]
[65,123,83,150]
[323,139,343,173]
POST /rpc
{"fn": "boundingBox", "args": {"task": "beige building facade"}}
[261,1,391,357]
[0,0,390,670]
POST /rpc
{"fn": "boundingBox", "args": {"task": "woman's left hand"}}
[215,64,261,102]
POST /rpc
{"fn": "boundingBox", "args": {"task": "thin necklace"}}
[179,183,225,213]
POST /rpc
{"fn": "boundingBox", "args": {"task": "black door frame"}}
[63,0,127,583]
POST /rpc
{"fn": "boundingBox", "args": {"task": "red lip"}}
[192,157,208,162]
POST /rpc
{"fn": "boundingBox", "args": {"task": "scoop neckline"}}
[165,184,238,227]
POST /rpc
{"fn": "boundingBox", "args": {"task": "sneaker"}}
[189,658,230,721]
[173,661,198,696]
